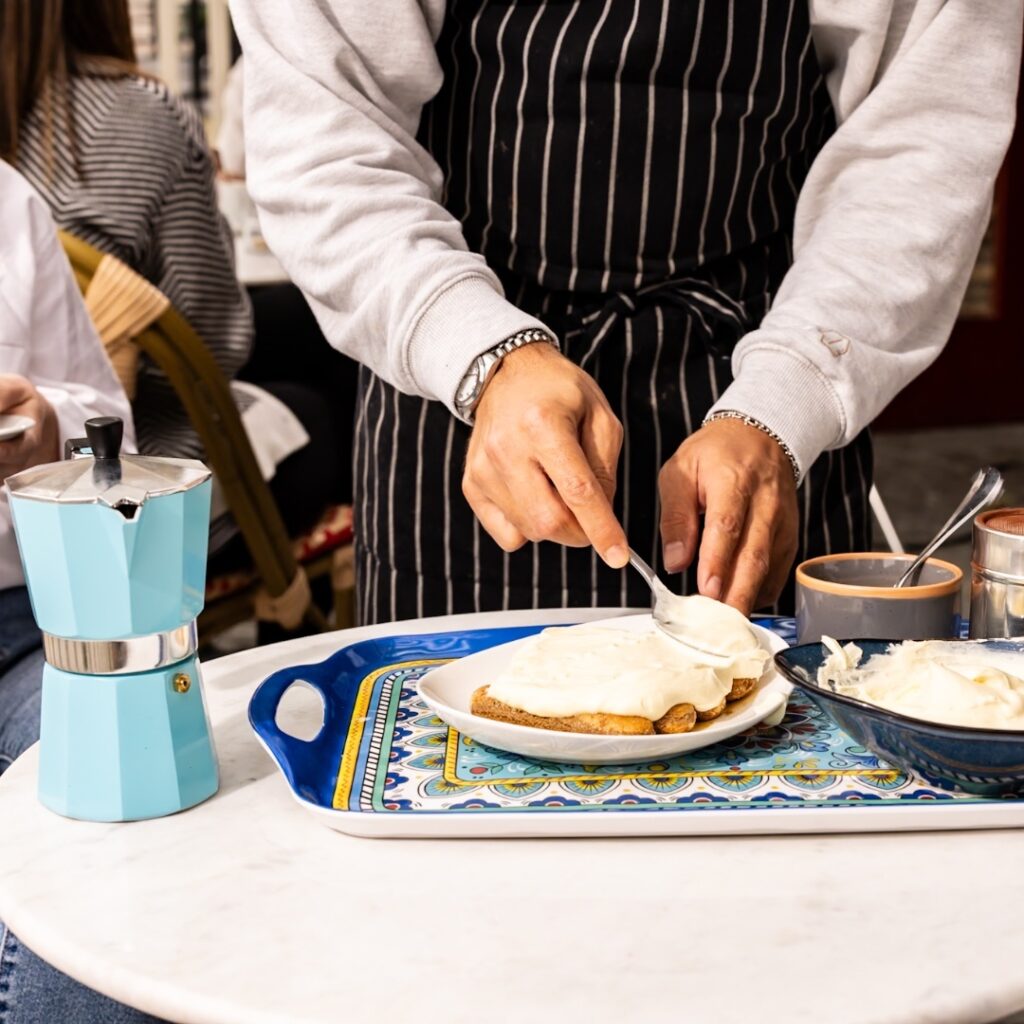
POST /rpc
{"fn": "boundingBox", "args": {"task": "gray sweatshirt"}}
[230,0,1020,477]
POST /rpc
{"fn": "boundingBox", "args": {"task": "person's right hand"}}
[0,374,59,480]
[462,343,629,568]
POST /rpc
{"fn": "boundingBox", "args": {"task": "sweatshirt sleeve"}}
[708,0,1022,479]
[229,0,551,412]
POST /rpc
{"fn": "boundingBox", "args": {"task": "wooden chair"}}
[59,231,355,639]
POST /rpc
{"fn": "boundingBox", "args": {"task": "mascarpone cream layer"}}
[486,617,767,720]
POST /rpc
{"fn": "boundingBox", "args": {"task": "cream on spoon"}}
[628,549,768,674]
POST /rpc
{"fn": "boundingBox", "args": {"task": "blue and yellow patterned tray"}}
[249,621,1024,837]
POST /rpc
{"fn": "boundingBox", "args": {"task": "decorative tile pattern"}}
[332,648,1001,816]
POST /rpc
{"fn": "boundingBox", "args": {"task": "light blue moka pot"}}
[5,417,219,821]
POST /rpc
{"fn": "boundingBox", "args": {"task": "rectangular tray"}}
[249,621,1024,838]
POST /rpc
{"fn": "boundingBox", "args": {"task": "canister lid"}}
[983,510,1024,536]
[4,417,209,509]
[973,508,1024,581]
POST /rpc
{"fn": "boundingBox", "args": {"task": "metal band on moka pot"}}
[970,509,1024,639]
[42,621,199,676]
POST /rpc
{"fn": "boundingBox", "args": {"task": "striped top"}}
[16,72,253,460]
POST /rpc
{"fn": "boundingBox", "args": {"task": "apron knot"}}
[572,276,752,368]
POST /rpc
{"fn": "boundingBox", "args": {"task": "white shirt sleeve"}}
[708,0,1022,478]
[0,167,135,452]
[0,165,135,590]
[229,0,551,413]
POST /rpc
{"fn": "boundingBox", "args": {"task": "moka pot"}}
[5,417,218,821]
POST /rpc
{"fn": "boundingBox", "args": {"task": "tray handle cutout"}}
[275,681,326,741]
[250,659,357,806]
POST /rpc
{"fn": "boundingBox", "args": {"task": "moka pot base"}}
[38,652,219,822]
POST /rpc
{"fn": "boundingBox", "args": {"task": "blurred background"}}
[128,0,235,130]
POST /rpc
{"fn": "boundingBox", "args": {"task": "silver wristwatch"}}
[454,328,558,422]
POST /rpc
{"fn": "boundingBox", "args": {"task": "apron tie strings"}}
[570,276,752,369]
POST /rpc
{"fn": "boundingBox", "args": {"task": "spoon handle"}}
[627,549,660,591]
[894,466,1004,588]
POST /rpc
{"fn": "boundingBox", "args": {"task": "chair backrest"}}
[59,231,308,612]
[80,254,170,398]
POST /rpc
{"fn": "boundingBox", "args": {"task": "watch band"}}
[454,328,558,422]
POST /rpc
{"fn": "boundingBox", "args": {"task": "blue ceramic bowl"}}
[774,639,1024,796]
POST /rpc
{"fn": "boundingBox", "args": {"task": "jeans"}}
[0,587,166,1024]
[0,927,165,1024]
[0,587,43,775]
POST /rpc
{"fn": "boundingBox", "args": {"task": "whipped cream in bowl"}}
[774,635,1024,795]
[818,637,1024,731]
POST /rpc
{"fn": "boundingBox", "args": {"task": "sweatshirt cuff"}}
[707,346,845,482]
[406,274,552,415]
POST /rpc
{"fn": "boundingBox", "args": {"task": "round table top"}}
[2,608,1024,1024]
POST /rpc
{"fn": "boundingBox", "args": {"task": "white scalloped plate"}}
[417,614,791,764]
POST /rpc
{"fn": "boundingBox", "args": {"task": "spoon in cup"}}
[893,466,1004,588]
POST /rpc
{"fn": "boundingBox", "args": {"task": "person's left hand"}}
[0,374,59,479]
[658,418,799,614]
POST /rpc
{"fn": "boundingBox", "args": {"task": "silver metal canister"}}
[970,509,1024,638]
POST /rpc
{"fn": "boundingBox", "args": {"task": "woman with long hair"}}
[0,7,201,1017]
[0,167,164,1024]
[0,1,339,1019]
[2,0,346,559]
[2,0,259,460]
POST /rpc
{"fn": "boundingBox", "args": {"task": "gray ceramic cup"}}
[795,553,962,645]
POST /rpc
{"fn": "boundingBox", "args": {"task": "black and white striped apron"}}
[355,0,873,625]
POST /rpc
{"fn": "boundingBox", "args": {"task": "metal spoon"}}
[894,466,1004,588]
[628,548,735,665]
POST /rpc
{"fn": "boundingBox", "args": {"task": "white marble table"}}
[2,608,1024,1024]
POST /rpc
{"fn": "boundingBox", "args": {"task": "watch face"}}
[457,347,517,414]
[456,357,486,410]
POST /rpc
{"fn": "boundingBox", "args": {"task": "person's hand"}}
[463,343,629,568]
[658,418,799,614]
[0,375,59,479]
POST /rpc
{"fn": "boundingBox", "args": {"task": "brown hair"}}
[0,0,138,163]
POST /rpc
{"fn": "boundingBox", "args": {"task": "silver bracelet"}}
[702,410,801,482]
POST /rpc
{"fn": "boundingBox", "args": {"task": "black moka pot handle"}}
[85,417,123,459]
[64,417,124,461]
